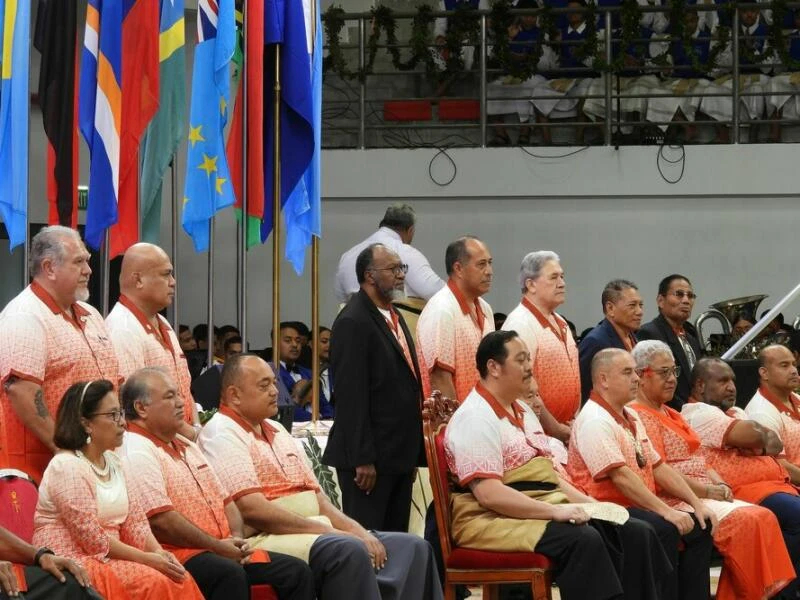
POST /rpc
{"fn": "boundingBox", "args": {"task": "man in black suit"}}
[578,279,644,402]
[637,274,703,410]
[323,243,424,532]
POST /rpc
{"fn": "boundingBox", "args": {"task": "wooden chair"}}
[423,391,553,600]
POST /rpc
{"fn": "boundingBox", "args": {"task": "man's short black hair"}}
[289,321,310,338]
[179,324,190,334]
[476,330,519,378]
[224,335,243,353]
[193,324,208,342]
[355,243,381,284]
[760,309,784,326]
[445,236,479,276]
[601,279,638,313]
[657,274,691,297]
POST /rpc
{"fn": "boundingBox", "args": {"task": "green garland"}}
[321,2,800,82]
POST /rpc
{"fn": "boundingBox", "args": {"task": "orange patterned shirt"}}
[682,402,797,504]
[503,298,580,424]
[106,297,194,424]
[198,406,320,502]
[568,394,663,508]
[121,424,232,563]
[0,282,120,482]
[416,280,494,403]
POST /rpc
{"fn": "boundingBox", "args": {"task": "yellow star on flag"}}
[219,96,227,114]
[215,177,227,194]
[188,125,205,148]
[183,197,189,205]
[198,153,218,177]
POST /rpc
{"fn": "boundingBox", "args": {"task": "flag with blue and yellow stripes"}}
[0,0,30,250]
[182,0,235,252]
[79,0,123,251]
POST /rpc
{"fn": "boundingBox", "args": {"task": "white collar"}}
[377,226,402,241]
[743,20,760,35]
[568,21,587,34]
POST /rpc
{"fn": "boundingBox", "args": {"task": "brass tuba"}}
[695,295,768,354]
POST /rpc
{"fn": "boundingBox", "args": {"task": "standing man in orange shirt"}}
[0,226,120,482]
[105,243,200,441]
[503,251,578,442]
[416,236,494,404]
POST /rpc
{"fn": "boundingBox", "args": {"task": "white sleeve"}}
[434,0,447,38]
[400,245,446,300]
[745,404,784,441]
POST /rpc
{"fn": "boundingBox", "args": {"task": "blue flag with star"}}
[182,0,235,252]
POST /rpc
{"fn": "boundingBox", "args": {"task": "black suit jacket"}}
[578,318,635,402]
[322,289,424,474]
[637,314,703,410]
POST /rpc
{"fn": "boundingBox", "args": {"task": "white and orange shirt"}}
[746,387,800,464]
[682,401,796,504]
[106,296,194,424]
[503,298,580,425]
[568,394,664,508]
[0,282,120,482]
[445,382,555,487]
[416,280,493,403]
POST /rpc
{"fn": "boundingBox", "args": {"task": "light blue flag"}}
[0,0,30,250]
[284,0,322,275]
[182,0,235,252]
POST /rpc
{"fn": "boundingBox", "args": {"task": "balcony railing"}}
[321,2,800,148]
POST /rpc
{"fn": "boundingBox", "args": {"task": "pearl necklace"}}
[75,450,111,478]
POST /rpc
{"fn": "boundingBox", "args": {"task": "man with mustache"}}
[637,275,703,410]
[416,236,495,404]
[106,243,201,442]
[0,226,119,483]
[324,244,425,532]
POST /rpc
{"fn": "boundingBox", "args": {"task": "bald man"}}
[106,243,200,441]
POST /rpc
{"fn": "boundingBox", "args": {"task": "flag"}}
[182,0,236,252]
[139,0,186,243]
[111,0,160,256]
[0,0,30,250]
[227,0,265,248]
[260,0,315,244]
[79,0,122,251]
[284,0,322,275]
[35,0,79,229]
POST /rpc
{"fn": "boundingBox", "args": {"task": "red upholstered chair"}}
[0,470,38,543]
[423,392,553,600]
[250,584,279,600]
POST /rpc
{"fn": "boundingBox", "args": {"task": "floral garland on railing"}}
[321,1,800,81]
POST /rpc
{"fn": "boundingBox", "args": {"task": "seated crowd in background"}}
[435,0,800,144]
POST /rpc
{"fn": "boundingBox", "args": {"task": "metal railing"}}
[321,3,800,149]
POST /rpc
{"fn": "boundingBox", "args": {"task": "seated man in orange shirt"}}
[120,367,314,600]
[684,357,800,597]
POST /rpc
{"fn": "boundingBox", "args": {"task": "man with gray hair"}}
[0,226,119,482]
[120,367,315,600]
[578,279,644,401]
[334,204,444,307]
[503,251,578,440]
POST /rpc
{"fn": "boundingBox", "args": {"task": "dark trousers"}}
[534,521,624,600]
[761,492,800,598]
[337,469,414,532]
[628,508,713,600]
[0,567,103,600]
[184,550,315,600]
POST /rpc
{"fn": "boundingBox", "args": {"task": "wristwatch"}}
[34,547,54,566]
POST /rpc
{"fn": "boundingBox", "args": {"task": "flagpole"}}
[170,154,179,329]
[238,1,248,350]
[207,218,215,369]
[101,230,110,316]
[310,0,320,426]
[271,46,281,377]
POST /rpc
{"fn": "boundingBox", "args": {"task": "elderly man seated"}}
[684,357,800,598]
[568,348,715,600]
[198,354,442,600]
[445,331,671,600]
[119,367,314,600]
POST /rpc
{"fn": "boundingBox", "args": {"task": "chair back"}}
[423,390,460,562]
[0,471,38,543]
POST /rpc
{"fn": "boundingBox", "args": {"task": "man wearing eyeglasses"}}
[637,275,703,410]
[323,244,425,532]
